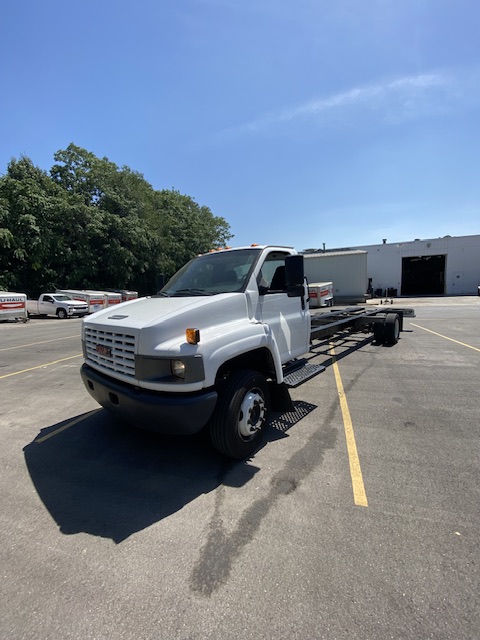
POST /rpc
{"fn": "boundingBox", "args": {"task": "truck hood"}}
[83,294,250,352]
[84,295,232,327]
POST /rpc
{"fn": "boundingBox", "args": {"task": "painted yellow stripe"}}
[0,335,79,352]
[0,354,83,379]
[411,323,480,353]
[330,343,368,507]
[35,410,99,443]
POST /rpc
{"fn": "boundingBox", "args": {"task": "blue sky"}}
[1,0,479,250]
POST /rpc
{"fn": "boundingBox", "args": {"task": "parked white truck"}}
[81,245,415,459]
[27,293,89,319]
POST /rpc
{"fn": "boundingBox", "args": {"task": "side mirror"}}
[286,284,304,298]
[285,255,305,297]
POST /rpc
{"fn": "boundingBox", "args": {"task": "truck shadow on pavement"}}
[23,401,317,544]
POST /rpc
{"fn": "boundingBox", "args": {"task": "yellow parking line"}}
[411,323,480,352]
[0,354,83,379]
[330,343,368,507]
[0,335,79,352]
[35,410,99,443]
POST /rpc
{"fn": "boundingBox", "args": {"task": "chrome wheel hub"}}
[238,390,266,438]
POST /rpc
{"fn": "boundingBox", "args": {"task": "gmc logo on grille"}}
[95,344,112,357]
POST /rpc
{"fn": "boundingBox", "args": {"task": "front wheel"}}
[209,369,270,459]
[57,308,68,319]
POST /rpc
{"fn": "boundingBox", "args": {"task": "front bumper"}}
[80,364,218,435]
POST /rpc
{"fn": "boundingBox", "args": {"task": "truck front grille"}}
[84,327,136,378]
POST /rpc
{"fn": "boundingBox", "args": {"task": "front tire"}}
[57,308,68,319]
[209,369,270,459]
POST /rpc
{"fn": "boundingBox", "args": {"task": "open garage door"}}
[401,255,446,295]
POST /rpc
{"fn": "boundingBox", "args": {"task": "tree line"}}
[0,143,232,297]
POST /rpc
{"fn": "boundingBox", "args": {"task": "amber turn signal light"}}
[186,328,200,344]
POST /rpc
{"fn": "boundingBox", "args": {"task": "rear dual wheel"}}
[384,313,400,345]
[373,313,400,345]
[209,369,270,459]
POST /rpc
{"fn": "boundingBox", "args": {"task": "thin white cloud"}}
[223,69,479,137]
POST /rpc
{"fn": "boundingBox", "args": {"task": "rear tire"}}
[383,313,400,345]
[373,320,384,344]
[209,369,270,459]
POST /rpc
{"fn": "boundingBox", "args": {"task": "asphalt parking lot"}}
[1,297,479,640]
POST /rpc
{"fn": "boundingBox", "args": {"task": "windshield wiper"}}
[172,288,213,296]
[154,291,170,297]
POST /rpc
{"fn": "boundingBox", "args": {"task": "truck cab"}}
[81,245,311,458]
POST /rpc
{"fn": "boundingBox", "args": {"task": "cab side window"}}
[258,252,289,293]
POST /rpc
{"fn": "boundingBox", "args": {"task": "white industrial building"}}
[304,234,480,298]
[302,250,368,302]
[352,234,480,296]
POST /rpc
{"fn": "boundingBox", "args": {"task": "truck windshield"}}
[53,295,73,301]
[158,248,260,297]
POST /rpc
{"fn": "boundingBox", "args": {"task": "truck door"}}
[39,295,54,313]
[258,251,310,361]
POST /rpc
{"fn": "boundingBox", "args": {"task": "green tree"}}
[51,145,158,290]
[1,144,232,296]
[0,156,71,295]
[151,189,232,281]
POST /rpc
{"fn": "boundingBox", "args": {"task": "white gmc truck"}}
[81,245,414,458]
[28,293,89,319]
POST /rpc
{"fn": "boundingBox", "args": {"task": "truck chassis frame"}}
[282,306,415,389]
[310,305,414,342]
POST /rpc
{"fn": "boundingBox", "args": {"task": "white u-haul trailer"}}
[106,289,139,302]
[0,292,28,322]
[56,290,107,313]
[308,281,334,307]
[95,291,122,307]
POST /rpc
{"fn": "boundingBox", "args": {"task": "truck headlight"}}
[135,354,205,383]
[171,359,186,379]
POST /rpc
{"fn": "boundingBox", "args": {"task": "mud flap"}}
[268,381,295,412]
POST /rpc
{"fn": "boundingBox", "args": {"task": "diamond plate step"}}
[283,363,326,388]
